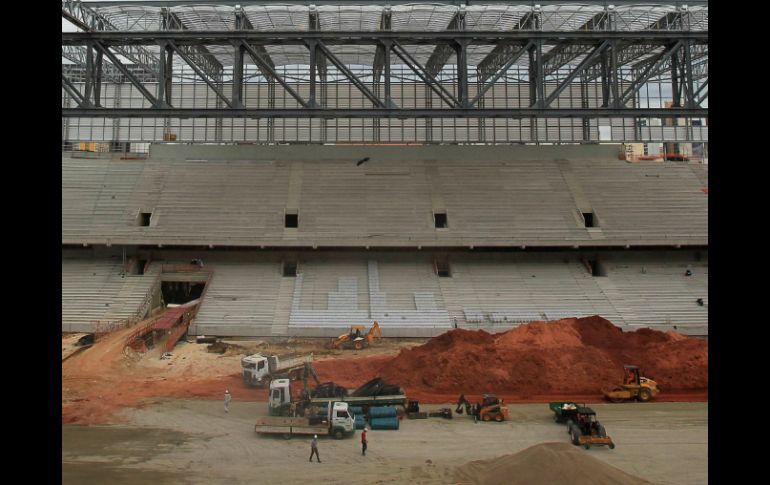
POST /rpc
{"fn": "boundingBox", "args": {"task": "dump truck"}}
[254,401,356,440]
[603,364,660,403]
[241,353,314,387]
[566,406,615,449]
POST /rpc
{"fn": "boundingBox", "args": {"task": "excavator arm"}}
[302,362,321,391]
[455,394,473,415]
[366,321,382,345]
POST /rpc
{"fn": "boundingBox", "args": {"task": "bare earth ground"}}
[62,332,707,484]
[62,401,707,485]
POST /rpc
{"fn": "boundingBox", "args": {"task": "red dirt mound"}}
[315,316,707,403]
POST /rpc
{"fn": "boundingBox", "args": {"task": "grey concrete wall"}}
[149,143,620,163]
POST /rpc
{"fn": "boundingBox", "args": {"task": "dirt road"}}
[62,401,707,485]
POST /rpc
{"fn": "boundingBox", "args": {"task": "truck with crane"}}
[254,399,356,440]
[268,374,407,417]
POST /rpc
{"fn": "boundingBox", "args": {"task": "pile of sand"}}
[454,442,653,485]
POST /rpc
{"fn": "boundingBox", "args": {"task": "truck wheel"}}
[482,414,491,422]
[597,424,607,437]
[571,429,580,446]
[638,388,652,402]
[333,429,343,440]
[584,444,590,450]
[609,443,615,450]
[354,341,363,350]
[494,414,503,422]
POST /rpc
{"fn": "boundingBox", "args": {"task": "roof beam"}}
[476,11,539,82]
[541,10,610,77]
[425,10,464,78]
[242,41,309,107]
[315,41,386,108]
[235,6,277,81]
[62,107,708,119]
[78,1,708,7]
[470,41,532,107]
[62,31,709,45]
[619,41,682,106]
[541,40,609,107]
[167,40,232,107]
[62,1,161,81]
[162,8,224,80]
[91,41,160,107]
[62,46,126,83]
[392,41,458,108]
[61,73,88,107]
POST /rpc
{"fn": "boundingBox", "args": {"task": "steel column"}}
[309,40,317,108]
[456,41,469,107]
[231,42,244,109]
[683,41,695,108]
[156,41,172,108]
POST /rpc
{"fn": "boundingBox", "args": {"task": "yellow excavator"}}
[330,321,382,350]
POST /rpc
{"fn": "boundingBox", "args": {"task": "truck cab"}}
[242,354,270,386]
[328,402,356,439]
[269,379,293,415]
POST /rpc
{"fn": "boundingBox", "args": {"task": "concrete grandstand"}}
[62,145,708,338]
[62,1,708,339]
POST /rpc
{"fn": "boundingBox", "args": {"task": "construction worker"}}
[309,435,321,463]
[626,369,636,385]
[224,389,232,413]
[361,427,368,456]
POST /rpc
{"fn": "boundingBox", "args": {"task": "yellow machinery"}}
[479,394,509,422]
[603,364,660,403]
[567,407,615,449]
[456,394,509,422]
[330,321,382,350]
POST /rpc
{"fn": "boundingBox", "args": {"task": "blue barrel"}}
[370,417,399,430]
[368,406,397,418]
[350,406,364,415]
[354,415,367,430]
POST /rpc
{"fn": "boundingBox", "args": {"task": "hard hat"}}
[314,435,318,438]
[364,427,368,431]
